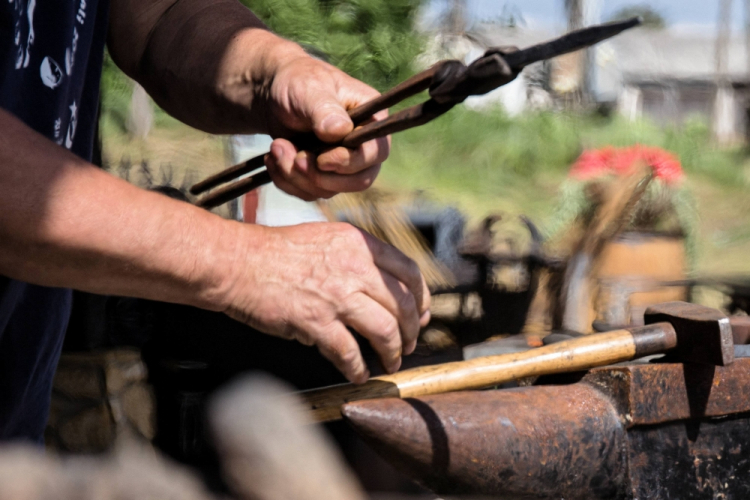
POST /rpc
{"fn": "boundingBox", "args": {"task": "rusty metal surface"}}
[626,412,750,499]
[582,357,750,426]
[731,315,750,344]
[344,358,750,499]
[343,386,627,499]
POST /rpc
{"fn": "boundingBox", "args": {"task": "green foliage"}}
[608,5,666,29]
[100,0,426,134]
[378,107,749,228]
[240,0,426,90]
[100,51,133,134]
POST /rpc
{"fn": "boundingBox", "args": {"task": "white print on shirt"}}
[64,27,79,75]
[53,118,62,144]
[75,0,86,25]
[12,0,36,69]
[40,56,63,89]
[64,101,78,149]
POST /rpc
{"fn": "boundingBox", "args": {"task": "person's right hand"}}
[221,222,431,384]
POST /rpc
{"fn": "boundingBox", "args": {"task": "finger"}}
[287,151,339,198]
[308,163,382,193]
[363,270,421,356]
[316,135,391,174]
[314,322,370,384]
[340,293,403,374]
[307,89,354,143]
[267,141,337,200]
[265,153,318,201]
[363,234,431,318]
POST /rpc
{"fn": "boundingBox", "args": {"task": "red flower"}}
[570,145,683,184]
[569,146,616,180]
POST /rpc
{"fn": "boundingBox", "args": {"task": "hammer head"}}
[644,302,734,366]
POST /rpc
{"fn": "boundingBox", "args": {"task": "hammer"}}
[302,302,733,422]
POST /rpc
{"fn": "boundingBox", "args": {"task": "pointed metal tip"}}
[341,398,415,439]
[624,15,644,28]
[339,400,369,422]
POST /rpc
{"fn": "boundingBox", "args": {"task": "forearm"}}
[108,0,307,134]
[0,109,258,309]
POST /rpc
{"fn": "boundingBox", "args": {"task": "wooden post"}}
[564,0,601,102]
[713,0,736,145]
[444,0,467,35]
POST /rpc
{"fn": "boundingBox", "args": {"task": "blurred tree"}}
[608,5,666,29]
[241,0,427,91]
[100,0,426,142]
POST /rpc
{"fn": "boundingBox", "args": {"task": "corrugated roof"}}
[470,25,750,83]
[611,30,749,82]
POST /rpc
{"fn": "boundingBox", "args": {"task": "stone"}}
[52,365,104,400]
[120,385,156,440]
[58,404,115,453]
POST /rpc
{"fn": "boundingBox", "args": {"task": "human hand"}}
[262,55,391,201]
[222,222,431,384]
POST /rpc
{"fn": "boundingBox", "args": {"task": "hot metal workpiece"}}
[342,358,750,499]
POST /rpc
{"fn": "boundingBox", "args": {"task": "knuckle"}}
[396,288,418,315]
[325,147,351,169]
[374,315,400,347]
[337,223,367,247]
[327,278,355,302]
[337,343,361,370]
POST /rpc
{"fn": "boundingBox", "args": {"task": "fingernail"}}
[355,369,370,384]
[404,339,417,356]
[388,357,402,374]
[420,310,431,326]
[295,151,311,173]
[321,114,349,134]
[271,142,285,162]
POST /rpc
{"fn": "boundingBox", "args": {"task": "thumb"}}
[308,91,354,143]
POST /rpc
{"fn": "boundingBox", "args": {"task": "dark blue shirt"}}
[0,0,109,442]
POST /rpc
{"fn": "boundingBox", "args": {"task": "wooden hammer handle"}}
[303,323,676,422]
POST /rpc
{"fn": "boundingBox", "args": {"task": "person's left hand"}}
[261,55,391,201]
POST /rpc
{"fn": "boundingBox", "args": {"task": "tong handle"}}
[194,101,455,209]
[192,17,643,208]
[190,63,446,197]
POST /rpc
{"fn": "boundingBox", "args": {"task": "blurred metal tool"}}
[191,17,642,209]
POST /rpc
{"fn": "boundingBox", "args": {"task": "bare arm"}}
[0,109,429,382]
[107,0,391,199]
[107,0,281,134]
[0,109,244,308]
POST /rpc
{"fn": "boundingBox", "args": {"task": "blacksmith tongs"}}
[190,17,641,209]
